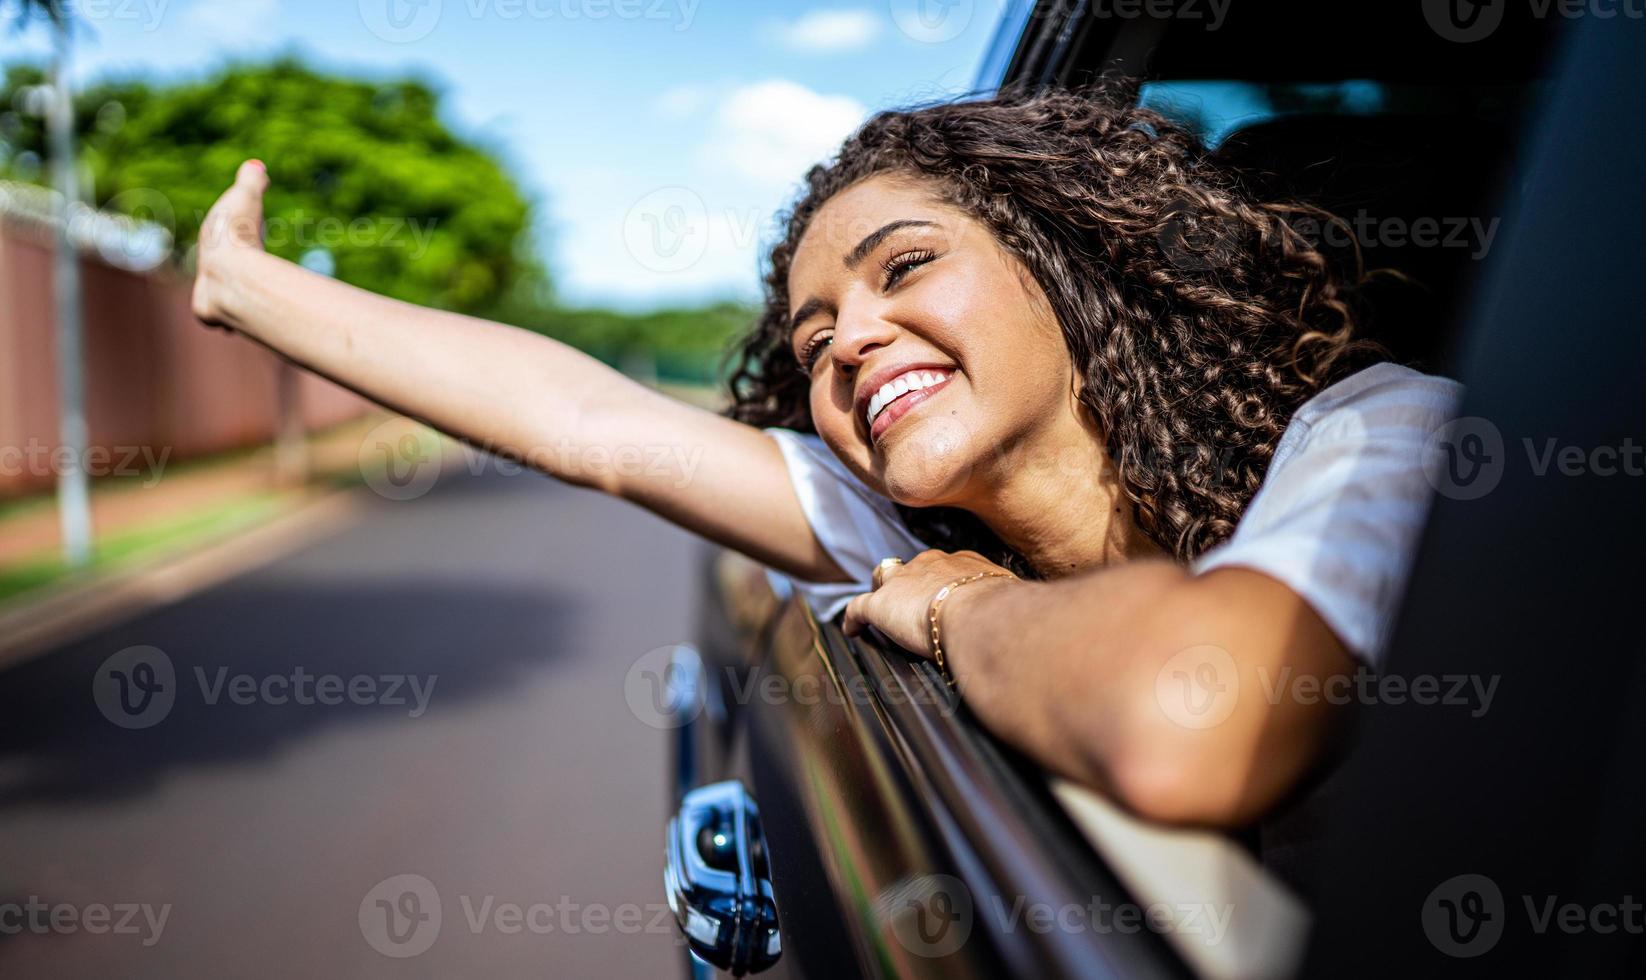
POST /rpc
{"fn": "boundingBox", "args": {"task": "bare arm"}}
[842,549,1354,827]
[194,161,845,583]
[943,562,1353,827]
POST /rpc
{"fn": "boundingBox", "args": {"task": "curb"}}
[0,487,367,671]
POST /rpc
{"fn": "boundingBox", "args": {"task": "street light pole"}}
[48,15,93,567]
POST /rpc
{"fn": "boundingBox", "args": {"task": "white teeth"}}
[865,369,950,428]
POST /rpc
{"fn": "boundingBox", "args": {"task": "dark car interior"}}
[1021,1,1560,372]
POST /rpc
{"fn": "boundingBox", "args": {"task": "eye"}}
[881,248,937,289]
[796,330,834,376]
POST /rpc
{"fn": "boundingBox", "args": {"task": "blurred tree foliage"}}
[0,55,756,384]
[1,58,537,313]
[504,300,757,384]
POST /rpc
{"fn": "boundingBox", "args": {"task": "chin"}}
[876,415,980,506]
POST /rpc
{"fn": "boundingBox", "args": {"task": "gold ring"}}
[872,557,904,590]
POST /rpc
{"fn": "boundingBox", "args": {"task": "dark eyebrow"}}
[844,219,937,269]
[788,297,828,338]
[789,219,938,337]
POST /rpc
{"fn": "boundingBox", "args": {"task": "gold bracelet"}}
[927,571,1015,689]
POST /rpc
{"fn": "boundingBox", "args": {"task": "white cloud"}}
[771,8,882,53]
[552,192,769,308]
[655,83,714,120]
[705,79,867,188]
[549,80,869,307]
[183,0,281,47]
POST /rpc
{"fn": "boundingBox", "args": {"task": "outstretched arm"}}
[193,160,846,584]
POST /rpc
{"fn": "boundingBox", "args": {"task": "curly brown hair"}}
[725,82,1382,576]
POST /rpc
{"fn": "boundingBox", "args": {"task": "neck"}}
[964,412,1164,579]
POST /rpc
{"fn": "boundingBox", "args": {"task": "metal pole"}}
[48,18,93,567]
[274,362,308,486]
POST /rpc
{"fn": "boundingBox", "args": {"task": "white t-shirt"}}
[763,362,1463,667]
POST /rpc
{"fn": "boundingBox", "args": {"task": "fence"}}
[0,212,372,497]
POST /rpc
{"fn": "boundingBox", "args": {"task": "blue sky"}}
[6,0,1004,309]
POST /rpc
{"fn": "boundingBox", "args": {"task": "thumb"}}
[201,160,269,250]
[236,159,269,194]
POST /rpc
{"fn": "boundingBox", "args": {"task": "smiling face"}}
[786,173,1080,508]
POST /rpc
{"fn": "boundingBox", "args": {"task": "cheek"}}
[811,381,861,454]
[960,315,1072,417]
[1003,297,1072,400]
[938,256,1067,383]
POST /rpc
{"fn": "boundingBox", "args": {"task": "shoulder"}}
[1280,363,1462,458]
[764,428,898,519]
[763,427,929,618]
[1193,363,1464,663]
[765,427,851,477]
[1300,361,1463,416]
[1258,362,1464,502]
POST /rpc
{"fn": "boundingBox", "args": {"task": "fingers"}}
[872,557,905,590]
[842,593,869,636]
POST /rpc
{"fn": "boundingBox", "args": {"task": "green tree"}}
[0,58,543,314]
[1,50,755,384]
[502,300,759,384]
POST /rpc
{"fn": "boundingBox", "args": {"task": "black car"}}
[664,3,1646,977]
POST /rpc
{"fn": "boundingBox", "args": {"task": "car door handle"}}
[664,780,781,976]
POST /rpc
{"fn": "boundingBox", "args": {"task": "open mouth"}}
[866,368,954,443]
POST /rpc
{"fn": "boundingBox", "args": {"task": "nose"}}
[830,295,899,374]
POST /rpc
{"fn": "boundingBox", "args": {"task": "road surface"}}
[0,466,707,977]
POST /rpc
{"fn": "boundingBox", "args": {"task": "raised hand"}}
[191,159,269,329]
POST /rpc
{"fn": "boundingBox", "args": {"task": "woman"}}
[191,85,1459,828]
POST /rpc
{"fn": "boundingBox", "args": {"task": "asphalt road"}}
[0,466,707,978]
